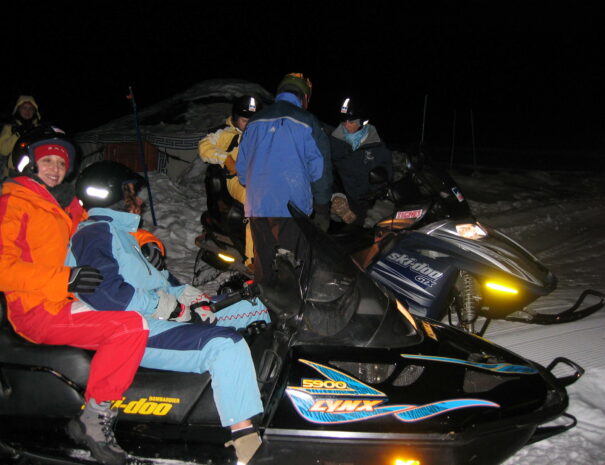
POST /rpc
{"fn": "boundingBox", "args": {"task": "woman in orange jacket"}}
[0,127,148,465]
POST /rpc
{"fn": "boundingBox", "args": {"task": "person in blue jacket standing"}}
[236,72,332,284]
[66,160,269,465]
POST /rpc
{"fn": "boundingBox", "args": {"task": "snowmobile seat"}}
[0,294,91,415]
[0,293,91,388]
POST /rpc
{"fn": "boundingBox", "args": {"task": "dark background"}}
[3,1,604,159]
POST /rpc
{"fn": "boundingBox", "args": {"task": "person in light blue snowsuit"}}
[65,160,268,464]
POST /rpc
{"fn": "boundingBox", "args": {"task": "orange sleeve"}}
[131,229,165,255]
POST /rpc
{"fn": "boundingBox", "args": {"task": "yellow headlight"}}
[217,253,236,263]
[485,282,519,295]
[394,459,421,465]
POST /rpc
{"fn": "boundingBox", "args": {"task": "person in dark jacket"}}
[236,73,332,284]
[330,97,392,225]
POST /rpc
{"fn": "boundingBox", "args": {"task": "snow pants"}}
[141,305,264,426]
[8,300,149,403]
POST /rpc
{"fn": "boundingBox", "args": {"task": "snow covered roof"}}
[76,79,274,150]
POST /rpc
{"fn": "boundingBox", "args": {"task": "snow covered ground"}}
[141,159,605,465]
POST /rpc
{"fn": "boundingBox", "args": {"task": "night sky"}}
[4,1,605,156]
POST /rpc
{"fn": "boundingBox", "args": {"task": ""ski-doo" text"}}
[385,253,444,283]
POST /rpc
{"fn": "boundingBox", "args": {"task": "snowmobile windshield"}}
[288,203,421,348]
[391,167,472,221]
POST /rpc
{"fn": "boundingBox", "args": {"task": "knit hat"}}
[33,143,70,170]
[277,73,312,97]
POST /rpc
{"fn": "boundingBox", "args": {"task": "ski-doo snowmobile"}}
[0,203,585,465]
[350,153,604,334]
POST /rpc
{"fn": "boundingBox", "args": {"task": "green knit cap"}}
[277,73,312,97]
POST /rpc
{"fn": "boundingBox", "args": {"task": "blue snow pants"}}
[140,299,269,426]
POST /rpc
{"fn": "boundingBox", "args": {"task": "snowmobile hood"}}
[418,219,556,291]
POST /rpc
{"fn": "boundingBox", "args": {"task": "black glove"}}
[68,266,103,294]
[11,125,22,137]
[141,242,166,271]
[312,202,330,232]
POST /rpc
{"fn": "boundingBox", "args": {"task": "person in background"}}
[330,97,393,226]
[68,160,268,465]
[0,95,42,178]
[0,128,149,465]
[236,72,332,284]
[198,95,262,271]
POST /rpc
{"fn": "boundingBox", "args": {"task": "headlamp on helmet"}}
[339,97,369,126]
[232,95,261,120]
[11,125,77,176]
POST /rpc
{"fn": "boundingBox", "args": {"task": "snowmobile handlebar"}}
[207,281,261,312]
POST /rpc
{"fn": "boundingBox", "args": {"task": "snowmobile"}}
[193,164,253,277]
[194,155,604,335]
[0,203,586,465]
[349,153,604,334]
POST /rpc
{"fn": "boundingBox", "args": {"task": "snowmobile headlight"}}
[394,460,421,465]
[455,223,488,240]
[485,281,519,295]
[217,253,236,263]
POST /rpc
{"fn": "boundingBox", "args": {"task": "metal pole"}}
[450,110,457,169]
[127,86,157,226]
[420,94,428,148]
[470,108,477,170]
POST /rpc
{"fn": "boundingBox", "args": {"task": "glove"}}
[68,266,103,294]
[177,284,210,308]
[330,194,357,224]
[191,306,217,325]
[224,156,237,176]
[141,242,166,271]
[151,289,179,320]
[312,202,330,232]
[11,125,22,137]
[174,285,215,324]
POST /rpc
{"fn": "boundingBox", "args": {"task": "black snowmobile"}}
[193,164,253,277]
[350,153,604,334]
[0,203,585,465]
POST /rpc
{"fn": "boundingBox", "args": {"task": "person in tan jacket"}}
[198,95,261,270]
[0,95,42,178]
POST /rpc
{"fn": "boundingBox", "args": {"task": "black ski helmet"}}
[11,124,77,176]
[232,95,261,121]
[76,160,145,210]
[338,97,368,126]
